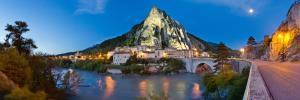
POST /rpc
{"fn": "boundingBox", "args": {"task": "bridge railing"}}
[242,60,272,100]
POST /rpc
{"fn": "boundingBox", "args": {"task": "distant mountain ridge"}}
[61,6,233,55]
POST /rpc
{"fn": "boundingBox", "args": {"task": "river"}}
[55,68,204,100]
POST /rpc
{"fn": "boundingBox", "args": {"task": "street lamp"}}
[240,48,245,58]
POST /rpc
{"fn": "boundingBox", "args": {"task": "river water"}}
[55,68,204,100]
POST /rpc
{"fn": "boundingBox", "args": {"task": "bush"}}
[0,48,32,87]
[160,58,185,73]
[96,66,108,73]
[121,67,131,74]
[4,87,46,100]
[202,65,250,100]
[131,65,143,74]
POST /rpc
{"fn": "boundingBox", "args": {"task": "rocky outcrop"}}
[131,6,192,50]
[81,6,220,54]
[269,1,300,61]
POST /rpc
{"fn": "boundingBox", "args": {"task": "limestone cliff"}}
[80,6,222,54]
[269,1,300,61]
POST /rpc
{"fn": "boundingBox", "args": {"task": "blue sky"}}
[0,0,295,54]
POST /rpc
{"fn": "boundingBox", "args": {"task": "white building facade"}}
[112,52,131,65]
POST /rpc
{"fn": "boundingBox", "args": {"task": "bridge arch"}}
[181,58,217,73]
[195,63,213,74]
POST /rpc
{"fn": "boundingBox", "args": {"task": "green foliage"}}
[247,36,256,45]
[55,59,73,67]
[131,65,144,74]
[227,67,250,100]
[4,87,46,100]
[28,54,58,95]
[0,48,32,87]
[0,21,65,99]
[81,23,144,54]
[55,60,109,73]
[121,67,131,74]
[124,36,136,46]
[202,66,250,100]
[213,42,230,72]
[95,65,108,73]
[160,58,185,73]
[125,53,138,65]
[203,73,218,92]
[121,65,144,74]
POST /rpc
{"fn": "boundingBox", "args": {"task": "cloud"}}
[191,0,268,14]
[75,0,107,14]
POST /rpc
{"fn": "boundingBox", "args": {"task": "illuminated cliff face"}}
[270,29,294,60]
[135,6,192,50]
[269,1,300,61]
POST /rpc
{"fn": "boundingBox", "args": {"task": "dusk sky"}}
[0,0,296,54]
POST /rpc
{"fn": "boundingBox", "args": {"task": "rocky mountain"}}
[269,1,300,61]
[80,7,225,54]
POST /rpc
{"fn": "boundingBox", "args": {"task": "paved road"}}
[254,61,300,100]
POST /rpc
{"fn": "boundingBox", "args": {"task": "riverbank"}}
[54,58,186,75]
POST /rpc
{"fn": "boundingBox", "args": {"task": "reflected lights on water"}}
[104,76,116,98]
[192,83,201,99]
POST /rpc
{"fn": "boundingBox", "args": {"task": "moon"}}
[248,8,254,14]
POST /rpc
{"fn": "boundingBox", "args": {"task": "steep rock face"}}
[80,6,222,54]
[269,1,300,61]
[133,6,192,50]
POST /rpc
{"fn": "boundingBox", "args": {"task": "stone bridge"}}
[180,58,217,73]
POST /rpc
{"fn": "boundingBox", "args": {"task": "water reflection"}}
[176,82,186,99]
[162,78,169,96]
[192,83,201,99]
[139,80,148,97]
[104,76,115,98]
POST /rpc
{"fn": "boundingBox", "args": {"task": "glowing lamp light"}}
[163,52,168,58]
[278,34,283,39]
[240,48,245,53]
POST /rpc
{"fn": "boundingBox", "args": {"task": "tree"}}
[202,73,220,99]
[263,35,271,48]
[247,36,256,45]
[3,21,37,55]
[0,21,64,99]
[213,42,230,72]
[28,53,58,94]
[125,53,138,65]
[0,43,4,50]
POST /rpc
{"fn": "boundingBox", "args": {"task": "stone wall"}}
[243,62,272,100]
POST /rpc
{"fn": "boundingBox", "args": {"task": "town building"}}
[112,52,131,65]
